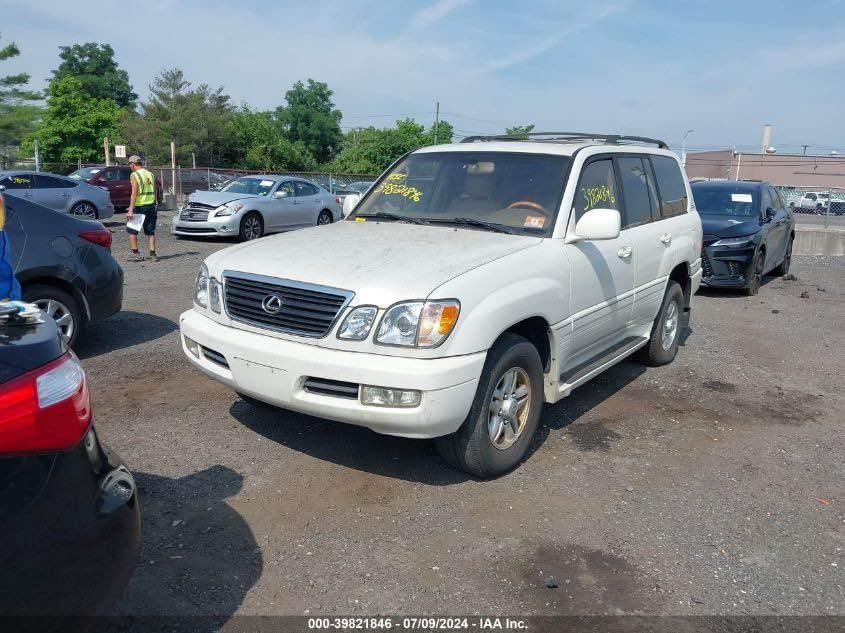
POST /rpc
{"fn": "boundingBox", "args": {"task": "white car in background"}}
[791,191,829,213]
[180,133,702,477]
[172,175,341,241]
[0,171,115,219]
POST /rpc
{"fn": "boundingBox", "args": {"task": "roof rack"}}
[459,131,669,150]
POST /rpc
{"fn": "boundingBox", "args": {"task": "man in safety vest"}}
[126,155,159,262]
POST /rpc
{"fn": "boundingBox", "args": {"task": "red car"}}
[69,165,163,210]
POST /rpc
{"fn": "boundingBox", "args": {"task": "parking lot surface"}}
[85,212,843,618]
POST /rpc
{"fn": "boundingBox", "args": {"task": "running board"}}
[558,336,649,396]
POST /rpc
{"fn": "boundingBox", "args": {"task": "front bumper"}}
[179,309,485,438]
[172,210,240,237]
[701,244,755,288]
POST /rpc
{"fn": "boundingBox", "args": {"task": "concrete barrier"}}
[794,225,845,256]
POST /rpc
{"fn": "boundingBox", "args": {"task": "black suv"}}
[4,193,123,346]
[691,180,795,295]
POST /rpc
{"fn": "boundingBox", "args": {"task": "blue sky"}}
[4,0,845,153]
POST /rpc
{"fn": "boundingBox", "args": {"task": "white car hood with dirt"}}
[205,220,542,306]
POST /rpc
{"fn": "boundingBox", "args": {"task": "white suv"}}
[180,133,703,477]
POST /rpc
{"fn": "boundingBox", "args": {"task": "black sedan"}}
[0,316,140,619]
[4,193,123,346]
[691,180,795,295]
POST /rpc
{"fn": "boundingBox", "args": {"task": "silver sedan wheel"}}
[243,215,262,240]
[488,367,531,450]
[661,300,679,351]
[34,298,76,343]
[318,211,332,225]
[71,201,97,218]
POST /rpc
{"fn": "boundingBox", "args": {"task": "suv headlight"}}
[195,263,209,307]
[711,235,755,248]
[215,203,243,217]
[337,306,378,340]
[375,300,460,348]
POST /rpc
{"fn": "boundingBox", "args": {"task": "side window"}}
[276,181,296,197]
[771,188,785,210]
[102,168,122,182]
[118,167,132,180]
[760,188,773,214]
[295,181,318,197]
[807,193,816,201]
[35,174,74,189]
[617,156,658,228]
[573,159,619,223]
[2,174,33,190]
[650,156,689,217]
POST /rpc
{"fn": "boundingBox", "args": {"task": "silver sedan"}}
[172,175,341,241]
[0,171,115,219]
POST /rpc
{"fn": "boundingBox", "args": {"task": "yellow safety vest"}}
[131,168,156,207]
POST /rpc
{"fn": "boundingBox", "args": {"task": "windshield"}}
[346,181,373,193]
[692,185,759,217]
[220,176,277,196]
[350,151,571,235]
[68,167,102,181]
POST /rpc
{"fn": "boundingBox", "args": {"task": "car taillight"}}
[80,228,112,250]
[335,196,342,205]
[0,353,91,454]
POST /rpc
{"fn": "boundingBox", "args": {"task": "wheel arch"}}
[668,261,692,311]
[20,275,91,321]
[495,316,553,373]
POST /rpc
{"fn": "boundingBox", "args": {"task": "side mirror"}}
[273,190,289,199]
[570,208,621,241]
[764,207,776,222]
[343,193,361,217]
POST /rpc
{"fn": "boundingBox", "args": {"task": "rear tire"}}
[239,212,263,241]
[317,210,333,225]
[772,238,793,276]
[435,333,544,478]
[638,281,683,367]
[71,200,98,220]
[23,284,84,347]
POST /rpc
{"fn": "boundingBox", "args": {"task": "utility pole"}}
[433,101,440,145]
[33,139,41,172]
[170,141,176,196]
[103,136,111,166]
[192,152,196,169]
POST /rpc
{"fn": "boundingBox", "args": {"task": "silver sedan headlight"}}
[214,203,244,217]
[375,300,460,348]
[195,263,209,307]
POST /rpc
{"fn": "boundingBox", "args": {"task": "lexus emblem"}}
[261,294,284,315]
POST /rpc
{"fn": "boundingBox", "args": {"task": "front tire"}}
[638,281,683,367]
[239,212,263,241]
[24,284,83,347]
[435,333,544,478]
[744,250,765,296]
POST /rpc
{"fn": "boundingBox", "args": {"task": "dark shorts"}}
[126,205,158,236]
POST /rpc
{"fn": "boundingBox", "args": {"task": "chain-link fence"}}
[775,186,845,216]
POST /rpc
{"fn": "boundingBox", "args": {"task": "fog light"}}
[185,336,200,357]
[361,386,421,408]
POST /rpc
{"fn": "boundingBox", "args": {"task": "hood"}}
[188,190,260,207]
[700,214,762,239]
[205,220,542,306]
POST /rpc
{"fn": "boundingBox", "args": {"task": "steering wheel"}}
[507,200,549,216]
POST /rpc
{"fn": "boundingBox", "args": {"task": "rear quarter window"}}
[650,155,688,217]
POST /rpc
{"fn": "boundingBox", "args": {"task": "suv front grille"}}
[702,253,713,278]
[223,272,353,338]
[187,202,217,211]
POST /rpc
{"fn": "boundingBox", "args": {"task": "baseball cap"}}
[127,155,143,164]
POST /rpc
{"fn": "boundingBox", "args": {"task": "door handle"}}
[617,246,632,259]
[659,233,672,245]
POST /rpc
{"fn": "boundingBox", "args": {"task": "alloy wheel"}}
[661,300,679,351]
[243,216,261,240]
[34,298,75,343]
[318,211,332,225]
[72,202,96,218]
[488,367,532,450]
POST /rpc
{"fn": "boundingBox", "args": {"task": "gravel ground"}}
[82,211,843,619]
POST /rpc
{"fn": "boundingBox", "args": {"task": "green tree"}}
[277,79,342,164]
[227,107,316,171]
[126,68,234,165]
[331,118,453,175]
[52,43,136,108]
[23,75,121,163]
[0,38,43,167]
[505,124,535,139]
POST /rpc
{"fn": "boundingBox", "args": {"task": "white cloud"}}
[407,0,474,31]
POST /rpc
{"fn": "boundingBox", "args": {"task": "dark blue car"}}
[691,180,795,295]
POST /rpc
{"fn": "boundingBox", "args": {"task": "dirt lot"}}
[83,212,842,619]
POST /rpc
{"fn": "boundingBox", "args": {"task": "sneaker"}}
[127,253,145,262]
[148,253,158,262]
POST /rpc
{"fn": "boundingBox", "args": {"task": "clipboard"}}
[127,213,145,232]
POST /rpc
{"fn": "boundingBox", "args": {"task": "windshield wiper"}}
[355,212,430,225]
[429,217,517,235]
